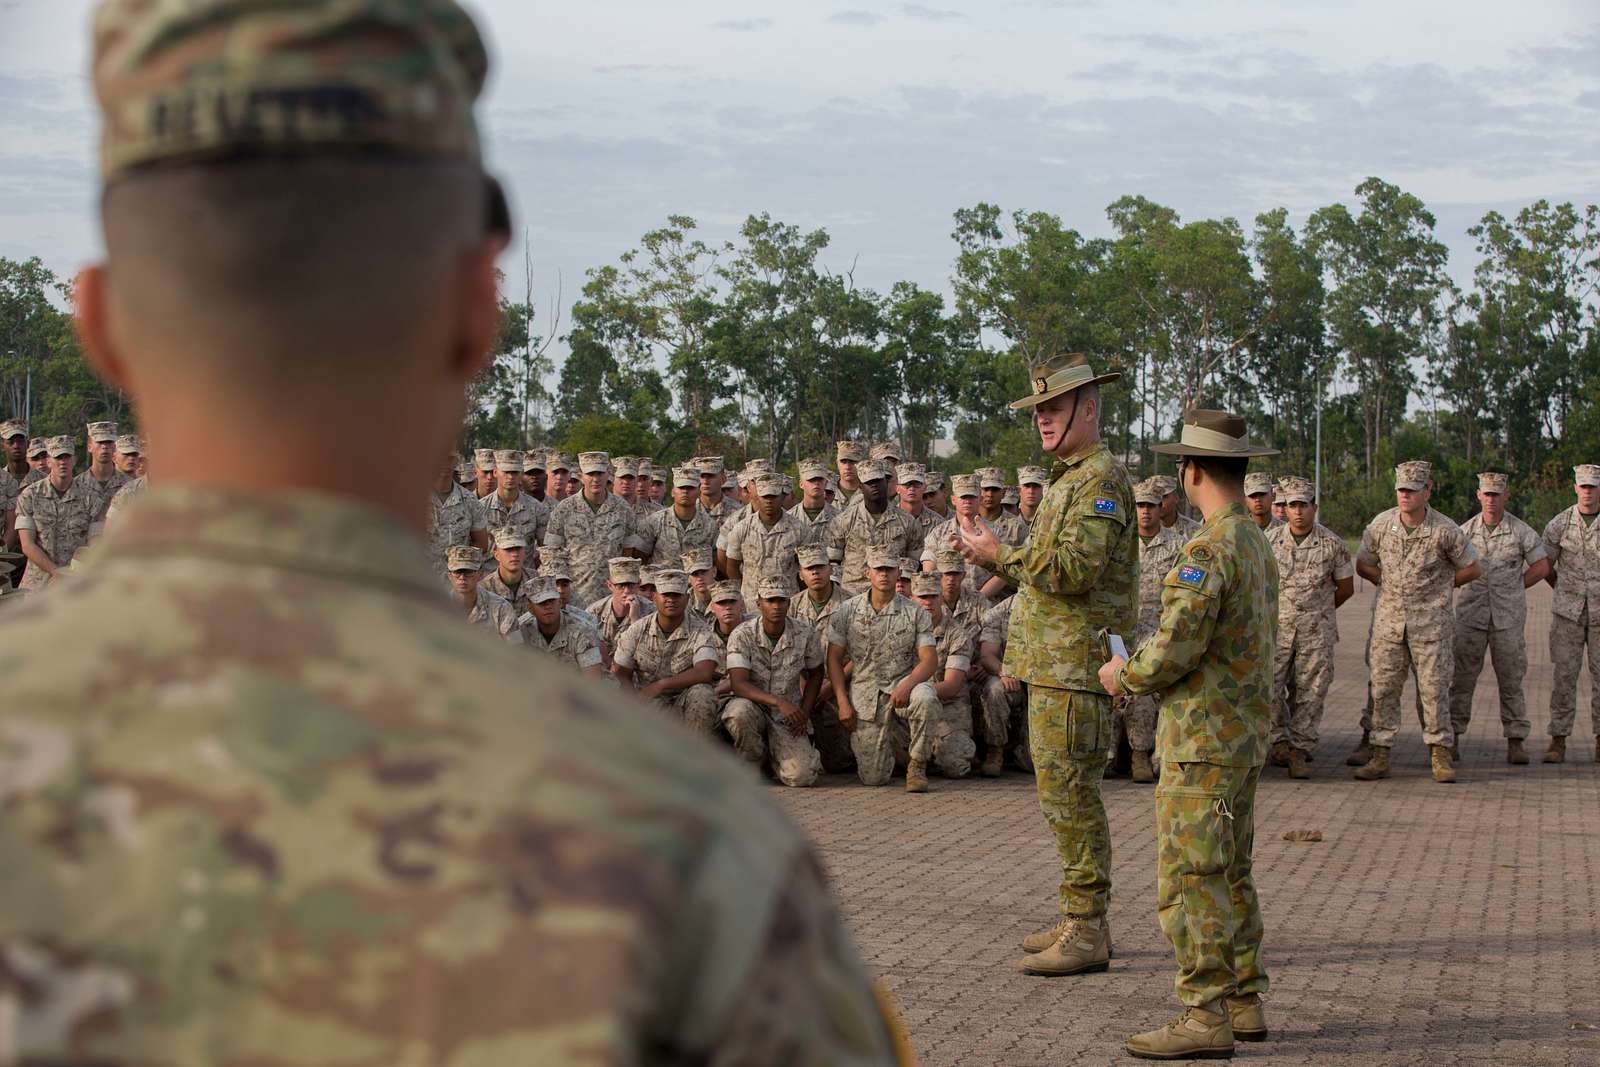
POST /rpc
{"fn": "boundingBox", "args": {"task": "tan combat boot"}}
[905,759,929,793]
[1023,916,1115,957]
[1506,738,1529,765]
[1345,730,1373,767]
[1352,746,1390,780]
[1543,736,1566,764]
[1126,1002,1234,1060]
[1287,748,1311,780]
[1269,740,1290,767]
[1225,992,1267,1041]
[980,747,1004,778]
[1430,745,1456,783]
[1131,750,1156,783]
[1019,916,1110,976]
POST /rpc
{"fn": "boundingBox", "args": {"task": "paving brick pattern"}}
[780,583,1600,1065]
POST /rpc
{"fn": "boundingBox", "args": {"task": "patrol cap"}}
[474,448,497,471]
[1151,409,1278,458]
[491,527,526,550]
[649,465,666,484]
[1280,477,1316,504]
[680,548,714,575]
[86,421,118,443]
[951,474,980,497]
[757,576,792,600]
[695,455,726,475]
[91,0,496,197]
[578,451,611,475]
[1010,352,1121,411]
[870,442,901,464]
[493,449,524,473]
[896,462,926,485]
[1002,486,1020,505]
[1132,477,1165,505]
[1478,471,1510,494]
[753,473,785,497]
[1155,475,1179,496]
[1243,472,1275,496]
[1394,460,1432,491]
[538,552,572,580]
[26,438,47,459]
[825,473,840,492]
[858,459,892,483]
[0,420,27,441]
[46,436,75,458]
[796,544,830,569]
[654,569,690,596]
[924,471,945,492]
[527,577,562,605]
[910,573,941,597]
[1017,466,1047,486]
[672,466,700,489]
[1575,464,1600,488]
[743,458,774,475]
[113,433,141,455]
[638,565,659,587]
[976,466,1006,490]
[798,457,830,481]
[865,546,899,570]
[899,557,917,574]
[607,557,641,584]
[548,453,573,473]
[933,548,965,574]
[836,440,865,462]
[1272,480,1288,504]
[710,580,742,604]
[524,449,547,472]
[613,456,639,478]
[446,545,483,572]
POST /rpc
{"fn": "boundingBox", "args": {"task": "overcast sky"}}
[3,0,1598,353]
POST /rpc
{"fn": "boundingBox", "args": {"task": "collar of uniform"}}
[1198,500,1249,532]
[1049,439,1105,480]
[94,484,441,600]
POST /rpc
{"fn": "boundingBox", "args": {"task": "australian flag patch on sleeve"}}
[1093,498,1118,514]
[1177,564,1206,587]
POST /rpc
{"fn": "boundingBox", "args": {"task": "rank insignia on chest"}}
[1093,498,1117,514]
[1177,564,1206,586]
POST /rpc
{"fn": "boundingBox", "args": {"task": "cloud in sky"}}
[711,17,774,32]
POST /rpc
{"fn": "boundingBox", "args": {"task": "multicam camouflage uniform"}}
[613,610,723,734]
[978,594,1031,771]
[1265,511,1354,756]
[1115,501,1277,1008]
[1450,478,1544,742]
[724,595,827,787]
[1542,470,1600,741]
[826,585,940,786]
[1357,494,1478,752]
[993,440,1137,921]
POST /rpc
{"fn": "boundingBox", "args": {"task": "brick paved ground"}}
[779,583,1600,1065]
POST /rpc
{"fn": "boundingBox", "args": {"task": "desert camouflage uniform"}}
[1543,505,1600,738]
[725,511,810,604]
[724,616,826,787]
[426,481,485,573]
[466,585,521,642]
[1451,511,1544,740]
[1116,525,1184,755]
[1115,502,1276,1007]
[74,466,132,523]
[524,611,605,671]
[992,442,1137,921]
[699,493,741,530]
[788,499,839,544]
[827,591,940,785]
[828,497,925,595]
[1358,506,1478,750]
[925,610,979,778]
[0,467,18,523]
[977,594,1031,771]
[614,613,722,733]
[103,474,147,525]
[905,506,940,546]
[478,489,548,556]
[587,593,655,654]
[793,582,855,771]
[543,492,645,605]
[922,513,1024,594]
[638,505,719,567]
[1266,521,1354,754]
[479,568,537,615]
[14,477,96,591]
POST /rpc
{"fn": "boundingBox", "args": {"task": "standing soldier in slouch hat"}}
[1100,409,1279,1059]
[1,0,899,1060]
[951,352,1135,978]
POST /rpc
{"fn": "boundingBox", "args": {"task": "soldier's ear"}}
[75,265,132,393]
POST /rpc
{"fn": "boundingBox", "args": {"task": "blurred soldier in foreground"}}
[1450,472,1547,764]
[1541,463,1600,763]
[1101,409,1278,1060]
[951,353,1135,979]
[0,1,897,1061]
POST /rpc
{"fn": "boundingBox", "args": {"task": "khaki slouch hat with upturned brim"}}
[1150,409,1279,459]
[1009,353,1121,411]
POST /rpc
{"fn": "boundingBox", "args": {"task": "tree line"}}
[5,177,1597,536]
